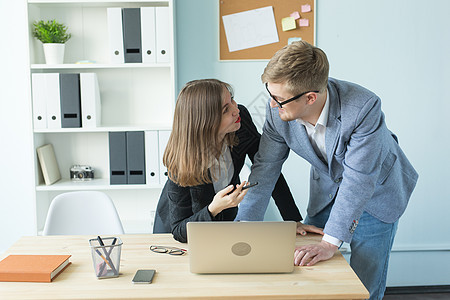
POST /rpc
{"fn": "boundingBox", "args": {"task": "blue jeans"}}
[304,202,398,300]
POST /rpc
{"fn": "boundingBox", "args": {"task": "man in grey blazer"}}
[235,41,418,300]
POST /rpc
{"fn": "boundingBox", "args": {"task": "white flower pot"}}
[43,43,65,64]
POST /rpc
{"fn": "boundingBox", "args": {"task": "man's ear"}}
[306,92,318,104]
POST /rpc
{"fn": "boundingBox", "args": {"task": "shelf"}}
[36,178,163,191]
[31,63,171,70]
[28,0,174,236]
[34,125,172,133]
[28,0,169,6]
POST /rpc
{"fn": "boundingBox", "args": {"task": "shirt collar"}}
[316,89,330,128]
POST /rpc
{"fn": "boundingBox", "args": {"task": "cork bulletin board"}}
[219,0,316,60]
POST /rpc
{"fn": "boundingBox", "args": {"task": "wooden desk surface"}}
[0,234,368,299]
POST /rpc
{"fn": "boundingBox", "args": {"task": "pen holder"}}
[89,237,122,279]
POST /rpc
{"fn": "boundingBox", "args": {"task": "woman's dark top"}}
[153,105,302,242]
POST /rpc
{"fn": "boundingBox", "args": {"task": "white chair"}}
[42,191,125,235]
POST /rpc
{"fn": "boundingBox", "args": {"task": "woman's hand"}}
[208,182,249,217]
[296,222,324,236]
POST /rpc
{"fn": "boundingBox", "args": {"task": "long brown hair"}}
[163,79,237,187]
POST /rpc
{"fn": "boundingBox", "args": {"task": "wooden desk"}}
[0,234,368,299]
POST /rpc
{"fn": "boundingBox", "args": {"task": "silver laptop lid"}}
[187,221,296,274]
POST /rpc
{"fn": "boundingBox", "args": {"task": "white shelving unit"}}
[27,0,175,234]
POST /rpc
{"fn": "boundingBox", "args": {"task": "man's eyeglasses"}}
[150,245,187,256]
[265,83,319,108]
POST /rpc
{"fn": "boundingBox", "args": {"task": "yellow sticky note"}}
[281,17,296,31]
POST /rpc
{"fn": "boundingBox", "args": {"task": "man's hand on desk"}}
[296,222,324,236]
[294,240,338,266]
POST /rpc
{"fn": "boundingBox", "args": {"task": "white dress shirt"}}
[210,145,234,193]
[296,90,342,248]
[296,90,330,163]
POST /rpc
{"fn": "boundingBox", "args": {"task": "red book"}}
[0,255,71,282]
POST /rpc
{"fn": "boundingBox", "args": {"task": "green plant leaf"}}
[32,19,71,43]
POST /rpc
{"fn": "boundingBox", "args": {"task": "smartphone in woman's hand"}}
[242,182,258,190]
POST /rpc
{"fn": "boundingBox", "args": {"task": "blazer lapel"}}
[290,120,328,173]
[325,85,342,179]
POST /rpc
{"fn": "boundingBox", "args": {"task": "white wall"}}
[175,0,450,286]
[317,0,450,286]
[0,0,36,253]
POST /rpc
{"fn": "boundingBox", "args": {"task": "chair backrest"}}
[42,191,125,235]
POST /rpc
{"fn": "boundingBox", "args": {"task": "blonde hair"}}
[261,41,329,94]
[163,79,237,187]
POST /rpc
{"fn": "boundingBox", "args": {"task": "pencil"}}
[95,249,112,269]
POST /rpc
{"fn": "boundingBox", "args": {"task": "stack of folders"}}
[31,73,101,130]
[108,130,171,186]
[107,7,170,64]
[109,131,146,185]
[0,255,71,283]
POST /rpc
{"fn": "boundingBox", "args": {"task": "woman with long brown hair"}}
[153,79,303,242]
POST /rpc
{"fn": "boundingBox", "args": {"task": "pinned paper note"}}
[301,4,311,13]
[290,11,301,20]
[288,37,302,44]
[281,17,296,31]
[299,18,309,27]
[222,6,279,52]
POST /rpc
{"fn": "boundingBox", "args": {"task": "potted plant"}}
[32,19,71,64]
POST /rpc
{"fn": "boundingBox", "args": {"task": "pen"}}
[98,237,117,275]
[97,236,118,275]
[97,235,105,247]
[95,249,112,269]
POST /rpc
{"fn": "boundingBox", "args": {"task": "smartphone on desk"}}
[132,269,156,284]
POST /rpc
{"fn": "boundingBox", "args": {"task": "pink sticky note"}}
[290,11,301,20]
[299,18,309,27]
[301,4,311,13]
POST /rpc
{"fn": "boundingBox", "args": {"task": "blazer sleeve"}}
[237,105,302,221]
[167,180,213,243]
[166,179,237,243]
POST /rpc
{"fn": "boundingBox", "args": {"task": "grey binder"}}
[59,73,81,128]
[126,131,146,184]
[109,132,127,184]
[122,8,142,63]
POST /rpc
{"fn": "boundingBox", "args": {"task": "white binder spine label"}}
[141,7,156,64]
[107,7,125,64]
[145,130,160,185]
[45,73,61,129]
[155,7,170,63]
[31,74,47,129]
[80,73,101,128]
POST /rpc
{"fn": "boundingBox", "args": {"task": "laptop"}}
[187,221,296,274]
